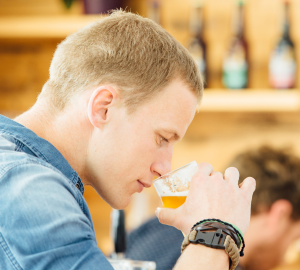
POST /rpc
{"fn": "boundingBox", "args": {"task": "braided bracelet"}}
[191,218,245,257]
[181,225,240,270]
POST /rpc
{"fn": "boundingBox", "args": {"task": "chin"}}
[110,196,131,210]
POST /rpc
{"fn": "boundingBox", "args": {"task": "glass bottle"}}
[269,1,296,89]
[188,0,207,85]
[222,0,248,90]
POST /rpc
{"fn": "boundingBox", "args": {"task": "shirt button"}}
[75,182,80,190]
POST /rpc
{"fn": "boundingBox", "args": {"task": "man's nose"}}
[151,149,172,177]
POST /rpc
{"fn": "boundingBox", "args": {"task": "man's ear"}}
[267,199,293,232]
[87,85,118,128]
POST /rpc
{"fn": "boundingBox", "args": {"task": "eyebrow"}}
[160,128,180,141]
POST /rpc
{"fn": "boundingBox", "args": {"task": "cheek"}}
[104,128,156,179]
[132,134,158,165]
[118,121,157,163]
[87,118,157,187]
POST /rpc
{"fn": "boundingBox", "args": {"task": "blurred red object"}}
[83,0,123,14]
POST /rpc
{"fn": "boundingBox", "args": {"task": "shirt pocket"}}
[0,232,23,270]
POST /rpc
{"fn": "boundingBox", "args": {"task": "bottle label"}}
[269,44,296,89]
[223,42,248,89]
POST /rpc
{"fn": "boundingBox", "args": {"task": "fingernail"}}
[155,207,161,217]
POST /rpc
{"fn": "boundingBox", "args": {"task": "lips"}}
[138,180,152,188]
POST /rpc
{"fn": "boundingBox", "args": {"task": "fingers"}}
[155,207,178,228]
[196,162,214,176]
[211,171,224,179]
[239,177,256,195]
[224,167,240,186]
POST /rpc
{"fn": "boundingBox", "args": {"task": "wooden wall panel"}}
[160,0,191,46]
[124,0,147,17]
[0,0,83,16]
[0,39,61,113]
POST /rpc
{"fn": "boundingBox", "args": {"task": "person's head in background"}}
[230,145,300,270]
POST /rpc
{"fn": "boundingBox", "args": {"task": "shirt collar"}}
[0,114,84,195]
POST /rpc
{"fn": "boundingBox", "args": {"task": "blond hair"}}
[40,10,203,113]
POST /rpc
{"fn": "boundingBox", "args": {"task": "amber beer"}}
[153,161,198,211]
[161,194,187,209]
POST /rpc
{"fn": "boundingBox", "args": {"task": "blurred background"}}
[1,0,300,269]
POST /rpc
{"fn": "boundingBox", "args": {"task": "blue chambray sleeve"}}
[0,160,113,270]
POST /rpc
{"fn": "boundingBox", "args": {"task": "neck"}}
[239,243,284,270]
[14,98,92,185]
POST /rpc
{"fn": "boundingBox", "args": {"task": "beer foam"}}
[153,161,198,195]
[160,191,189,197]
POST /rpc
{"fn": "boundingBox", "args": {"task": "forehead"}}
[135,79,198,139]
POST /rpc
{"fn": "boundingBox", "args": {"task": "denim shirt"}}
[0,115,113,270]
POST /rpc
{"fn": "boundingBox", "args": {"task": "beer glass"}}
[108,259,156,270]
[153,161,198,209]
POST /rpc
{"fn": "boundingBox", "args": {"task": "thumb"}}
[155,207,178,227]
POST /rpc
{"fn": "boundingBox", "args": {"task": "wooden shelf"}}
[198,90,300,112]
[0,15,103,39]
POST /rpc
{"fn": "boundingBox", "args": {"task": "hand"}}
[155,162,256,235]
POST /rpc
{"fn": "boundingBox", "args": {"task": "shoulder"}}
[0,132,90,228]
[0,131,114,269]
[0,150,80,201]
[0,156,90,229]
[0,151,114,269]
[0,154,86,221]
[0,132,54,180]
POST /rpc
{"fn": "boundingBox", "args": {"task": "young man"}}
[126,146,300,270]
[0,11,255,269]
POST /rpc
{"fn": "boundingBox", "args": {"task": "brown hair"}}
[40,10,203,113]
[229,145,300,220]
